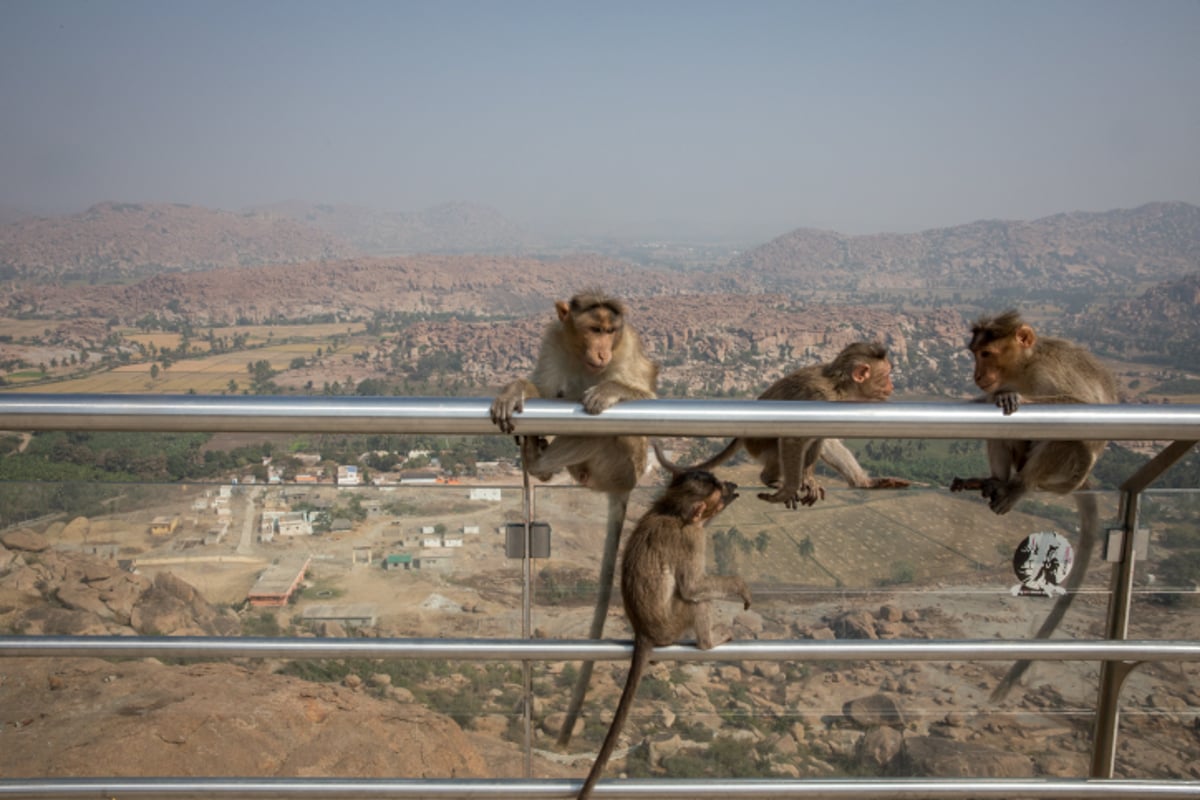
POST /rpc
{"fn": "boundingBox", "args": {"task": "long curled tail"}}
[652,438,742,477]
[577,637,652,800]
[990,491,1099,702]
[557,491,628,748]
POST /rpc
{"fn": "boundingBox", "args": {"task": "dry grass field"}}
[2,319,370,395]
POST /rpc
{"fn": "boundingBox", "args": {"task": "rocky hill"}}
[5,200,1197,297]
[0,529,504,780]
[256,200,538,254]
[731,202,1200,292]
[1068,272,1200,365]
[3,253,686,324]
[0,202,357,282]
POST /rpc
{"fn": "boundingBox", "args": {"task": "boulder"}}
[901,736,1034,777]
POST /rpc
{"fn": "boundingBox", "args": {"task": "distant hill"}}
[730,202,1200,292]
[4,253,681,323]
[253,200,537,255]
[0,202,357,283]
[1067,272,1200,366]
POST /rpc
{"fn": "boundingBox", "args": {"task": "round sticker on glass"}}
[1011,531,1074,597]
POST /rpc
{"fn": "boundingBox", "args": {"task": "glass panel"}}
[1123,489,1200,779]
[2,480,527,638]
[531,480,1123,781]
[2,475,1197,782]
[0,477,535,778]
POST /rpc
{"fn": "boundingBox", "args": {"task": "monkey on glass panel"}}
[949,309,1118,701]
[655,342,907,508]
[490,290,658,747]
[576,469,748,800]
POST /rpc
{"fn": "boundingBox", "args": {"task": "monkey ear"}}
[1015,324,1037,349]
[688,501,708,524]
[851,364,872,384]
[555,300,571,322]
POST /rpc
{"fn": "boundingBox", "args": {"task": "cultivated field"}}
[1,319,370,395]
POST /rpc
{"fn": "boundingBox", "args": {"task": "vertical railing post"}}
[1090,486,1139,777]
[1090,439,1197,777]
[520,458,534,778]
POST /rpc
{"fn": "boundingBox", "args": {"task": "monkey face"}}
[970,319,1037,392]
[573,308,622,374]
[850,358,895,401]
[865,359,894,400]
[971,341,1012,392]
[701,480,739,521]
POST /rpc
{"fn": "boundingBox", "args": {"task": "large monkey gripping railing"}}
[0,393,1199,799]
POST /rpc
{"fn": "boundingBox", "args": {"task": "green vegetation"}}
[624,733,773,779]
[1153,377,1200,395]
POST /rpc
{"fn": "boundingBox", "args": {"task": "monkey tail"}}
[577,637,653,800]
[557,491,629,748]
[990,490,1099,702]
[652,438,742,477]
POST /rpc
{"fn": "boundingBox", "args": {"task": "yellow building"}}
[149,516,180,536]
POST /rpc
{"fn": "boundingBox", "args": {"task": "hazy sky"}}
[2,1,1198,239]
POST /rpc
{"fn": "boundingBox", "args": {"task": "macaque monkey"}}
[490,290,658,747]
[949,310,1118,700]
[577,469,749,800]
[655,342,906,508]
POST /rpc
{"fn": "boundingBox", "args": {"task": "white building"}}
[337,465,362,486]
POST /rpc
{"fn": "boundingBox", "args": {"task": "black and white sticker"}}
[1011,531,1074,597]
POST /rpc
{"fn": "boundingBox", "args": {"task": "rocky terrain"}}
[254,200,538,255]
[3,515,1198,783]
[2,253,674,323]
[3,200,1197,298]
[0,528,538,780]
[731,201,1200,292]
[0,202,357,281]
[2,199,1196,400]
[1070,273,1200,365]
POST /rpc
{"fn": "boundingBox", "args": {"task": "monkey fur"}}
[576,469,749,799]
[949,310,1119,701]
[490,290,659,747]
[655,341,905,508]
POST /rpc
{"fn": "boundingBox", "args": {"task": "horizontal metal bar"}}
[0,394,1197,440]
[3,636,1198,663]
[0,777,1197,799]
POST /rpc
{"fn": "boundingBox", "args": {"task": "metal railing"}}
[1,393,1198,799]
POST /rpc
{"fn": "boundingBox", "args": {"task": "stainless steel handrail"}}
[1,777,1197,798]
[2,636,1198,662]
[2,393,1198,439]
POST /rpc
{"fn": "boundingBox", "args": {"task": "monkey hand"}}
[581,382,624,414]
[950,477,984,492]
[869,477,911,489]
[738,580,752,610]
[994,390,1022,415]
[797,480,825,507]
[758,483,824,509]
[489,390,526,434]
[981,479,1022,515]
[757,487,795,506]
